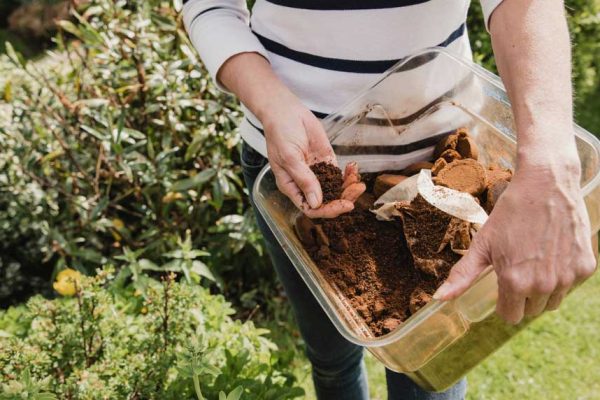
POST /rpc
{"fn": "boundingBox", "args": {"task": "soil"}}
[295,128,511,337]
[300,209,420,336]
[296,195,459,336]
[311,162,343,203]
[398,195,462,278]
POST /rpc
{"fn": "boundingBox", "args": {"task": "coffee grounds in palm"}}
[311,162,343,203]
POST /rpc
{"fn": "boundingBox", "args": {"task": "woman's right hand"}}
[261,92,364,218]
[217,52,364,218]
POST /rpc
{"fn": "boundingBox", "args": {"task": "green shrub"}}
[0,267,304,399]
[0,0,274,306]
[0,0,597,307]
[468,0,600,131]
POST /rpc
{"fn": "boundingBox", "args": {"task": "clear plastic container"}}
[252,48,600,392]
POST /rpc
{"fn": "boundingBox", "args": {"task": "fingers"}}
[304,200,354,219]
[285,158,323,209]
[341,182,366,202]
[342,162,360,189]
[545,289,567,311]
[524,295,550,316]
[496,288,526,325]
[272,166,308,211]
[433,235,490,301]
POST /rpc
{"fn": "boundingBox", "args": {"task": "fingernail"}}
[307,192,319,209]
[433,284,450,300]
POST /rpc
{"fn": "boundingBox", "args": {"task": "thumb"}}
[433,234,490,301]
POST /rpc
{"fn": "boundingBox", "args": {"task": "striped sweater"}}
[182,0,504,157]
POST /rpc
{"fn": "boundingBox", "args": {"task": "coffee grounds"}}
[295,129,506,337]
[433,158,487,196]
[402,195,459,265]
[306,209,421,336]
[399,195,462,277]
[311,162,343,203]
[297,192,461,336]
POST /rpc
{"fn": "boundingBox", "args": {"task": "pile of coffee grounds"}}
[399,195,461,277]
[295,128,512,337]
[299,200,457,335]
[305,209,423,336]
[311,162,343,203]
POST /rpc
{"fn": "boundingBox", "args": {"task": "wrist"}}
[515,122,580,176]
[516,151,581,188]
[254,87,301,125]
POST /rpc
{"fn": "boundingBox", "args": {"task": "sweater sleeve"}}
[480,0,506,31]
[182,0,270,91]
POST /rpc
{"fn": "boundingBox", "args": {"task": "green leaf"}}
[81,124,108,141]
[70,248,104,264]
[191,260,215,282]
[226,386,244,400]
[5,41,24,67]
[171,169,216,192]
[121,128,146,140]
[201,363,221,377]
[185,136,204,161]
[57,20,82,38]
[35,394,58,400]
[138,259,162,271]
[89,197,109,220]
[211,179,224,210]
[76,98,109,108]
[40,149,64,164]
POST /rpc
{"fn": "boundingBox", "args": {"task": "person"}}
[182,0,597,398]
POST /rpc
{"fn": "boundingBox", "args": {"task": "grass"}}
[287,264,600,400]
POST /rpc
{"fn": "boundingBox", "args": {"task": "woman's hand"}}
[262,93,365,218]
[434,156,597,324]
[218,52,363,218]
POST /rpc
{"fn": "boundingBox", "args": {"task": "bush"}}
[0,267,304,399]
[0,0,597,307]
[0,0,273,306]
[468,0,600,129]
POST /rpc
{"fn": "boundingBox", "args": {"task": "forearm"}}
[218,53,301,123]
[490,0,579,171]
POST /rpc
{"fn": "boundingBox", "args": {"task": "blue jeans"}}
[241,142,466,400]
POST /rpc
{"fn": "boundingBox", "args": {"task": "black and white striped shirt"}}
[183,0,504,157]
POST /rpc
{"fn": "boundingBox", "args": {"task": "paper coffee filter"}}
[374,169,488,225]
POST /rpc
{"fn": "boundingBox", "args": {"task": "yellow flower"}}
[162,191,184,203]
[140,306,148,314]
[53,269,82,296]
[111,218,124,241]
[112,218,125,230]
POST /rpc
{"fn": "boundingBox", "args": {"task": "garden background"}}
[0,0,599,399]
